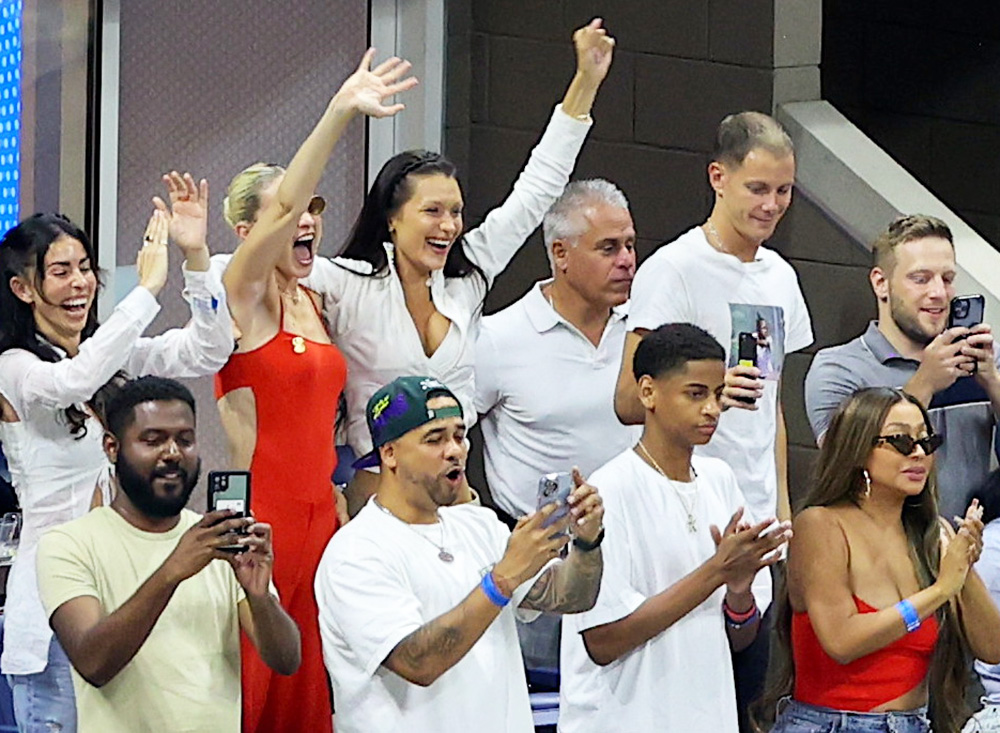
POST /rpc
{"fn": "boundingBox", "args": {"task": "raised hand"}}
[228,520,276,599]
[137,209,169,297]
[953,499,986,566]
[566,467,604,545]
[493,504,571,596]
[153,171,210,270]
[332,48,419,119]
[721,364,764,411]
[573,18,615,83]
[159,510,252,584]
[938,520,975,597]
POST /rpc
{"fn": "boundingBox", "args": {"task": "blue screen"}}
[0,0,20,233]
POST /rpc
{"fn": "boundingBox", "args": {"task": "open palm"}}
[337,48,419,119]
[153,171,208,255]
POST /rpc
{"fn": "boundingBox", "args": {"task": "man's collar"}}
[863,320,918,363]
[523,279,628,334]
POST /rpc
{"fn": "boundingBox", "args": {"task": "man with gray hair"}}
[474,178,639,668]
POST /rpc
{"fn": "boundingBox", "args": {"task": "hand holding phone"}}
[537,472,574,531]
[207,470,252,553]
[948,295,985,332]
[732,332,760,406]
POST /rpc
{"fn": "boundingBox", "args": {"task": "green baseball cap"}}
[353,376,464,469]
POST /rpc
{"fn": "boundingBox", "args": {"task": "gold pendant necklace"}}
[636,440,699,533]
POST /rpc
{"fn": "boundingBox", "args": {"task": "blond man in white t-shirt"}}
[561,324,790,732]
[36,377,300,733]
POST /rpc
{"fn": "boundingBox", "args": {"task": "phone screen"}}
[738,332,756,368]
[537,472,573,530]
[208,471,251,552]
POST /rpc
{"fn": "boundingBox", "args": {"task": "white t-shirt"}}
[315,501,541,733]
[475,280,641,516]
[628,227,813,520]
[36,508,244,733]
[559,450,772,733]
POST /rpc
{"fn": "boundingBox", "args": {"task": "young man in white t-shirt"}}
[314,376,605,733]
[35,376,301,733]
[561,324,791,733]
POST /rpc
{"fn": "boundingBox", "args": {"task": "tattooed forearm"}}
[521,547,603,613]
[383,585,502,686]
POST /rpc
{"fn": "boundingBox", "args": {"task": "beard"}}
[889,290,938,346]
[116,455,201,519]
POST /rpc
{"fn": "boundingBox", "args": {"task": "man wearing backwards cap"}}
[314,376,605,733]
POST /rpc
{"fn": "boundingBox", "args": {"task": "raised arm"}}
[223,50,417,307]
[43,512,251,687]
[0,215,168,414]
[519,469,604,614]
[233,521,302,675]
[790,507,971,665]
[461,21,613,281]
[127,174,235,377]
[384,505,567,686]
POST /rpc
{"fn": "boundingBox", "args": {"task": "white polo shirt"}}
[475,281,640,516]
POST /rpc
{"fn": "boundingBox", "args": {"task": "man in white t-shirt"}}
[561,324,790,733]
[35,376,301,733]
[613,112,812,729]
[615,111,812,524]
[315,376,605,733]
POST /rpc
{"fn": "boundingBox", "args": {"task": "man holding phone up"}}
[806,215,1000,521]
[314,376,604,733]
[35,376,301,732]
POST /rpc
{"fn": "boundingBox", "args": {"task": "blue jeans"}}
[6,639,76,733]
[772,699,930,733]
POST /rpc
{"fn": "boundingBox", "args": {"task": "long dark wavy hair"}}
[0,214,115,437]
[753,387,970,732]
[337,150,486,286]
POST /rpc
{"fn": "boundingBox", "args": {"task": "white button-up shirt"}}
[475,281,640,516]
[0,268,233,675]
[213,105,592,462]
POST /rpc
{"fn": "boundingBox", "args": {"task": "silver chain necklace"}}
[635,440,700,533]
[374,499,454,562]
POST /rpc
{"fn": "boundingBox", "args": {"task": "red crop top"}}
[792,596,939,711]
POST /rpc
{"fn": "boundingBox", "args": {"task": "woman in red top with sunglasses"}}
[215,51,417,733]
[755,387,1000,733]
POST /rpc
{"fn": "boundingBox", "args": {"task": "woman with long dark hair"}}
[303,20,615,513]
[0,178,233,733]
[755,387,1000,733]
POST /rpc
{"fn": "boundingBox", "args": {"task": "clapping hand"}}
[566,467,604,545]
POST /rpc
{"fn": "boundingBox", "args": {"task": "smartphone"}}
[537,472,573,530]
[207,470,251,553]
[734,332,758,405]
[948,295,985,331]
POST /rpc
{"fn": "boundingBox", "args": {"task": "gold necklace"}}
[635,440,700,533]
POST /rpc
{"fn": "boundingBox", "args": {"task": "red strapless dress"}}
[216,296,346,733]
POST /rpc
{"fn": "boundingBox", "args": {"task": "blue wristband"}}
[896,599,920,632]
[480,571,511,608]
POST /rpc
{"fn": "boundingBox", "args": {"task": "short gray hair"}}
[542,179,630,270]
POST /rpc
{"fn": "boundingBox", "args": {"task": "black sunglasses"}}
[873,433,943,456]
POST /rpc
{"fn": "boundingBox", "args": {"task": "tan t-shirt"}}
[37,507,244,733]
